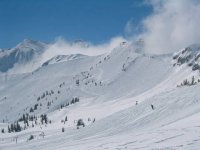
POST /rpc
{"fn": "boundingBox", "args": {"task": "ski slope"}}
[1,42,200,150]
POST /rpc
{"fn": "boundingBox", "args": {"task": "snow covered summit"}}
[0,39,48,73]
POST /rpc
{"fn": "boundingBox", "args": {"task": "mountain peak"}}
[16,39,47,50]
[0,39,48,73]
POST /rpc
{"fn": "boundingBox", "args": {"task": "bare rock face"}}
[173,44,200,71]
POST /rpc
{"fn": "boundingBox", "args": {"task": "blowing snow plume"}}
[139,0,200,54]
[40,36,126,64]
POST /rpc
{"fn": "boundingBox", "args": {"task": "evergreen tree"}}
[8,125,11,133]
[37,97,40,101]
[26,120,29,127]
[1,128,4,133]
[75,97,79,103]
[71,98,75,104]
[62,127,65,132]
[11,124,14,132]
[41,114,48,124]
[65,102,69,106]
[44,114,48,124]
[65,116,68,121]
[51,90,54,94]
[23,114,26,124]
[30,107,34,113]
[77,119,85,127]
[76,80,79,86]
[16,122,21,132]
[28,135,34,141]
[34,104,38,110]
[191,76,195,85]
[41,114,44,124]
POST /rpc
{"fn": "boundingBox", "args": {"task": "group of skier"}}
[135,101,155,110]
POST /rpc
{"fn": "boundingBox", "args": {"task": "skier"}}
[151,104,154,110]
[135,101,138,105]
[41,132,45,138]
[15,136,18,144]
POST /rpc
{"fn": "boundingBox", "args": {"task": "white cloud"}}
[124,19,135,35]
[139,0,200,54]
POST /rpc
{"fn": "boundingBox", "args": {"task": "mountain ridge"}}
[1,40,200,149]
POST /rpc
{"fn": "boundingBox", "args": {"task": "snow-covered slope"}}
[1,41,200,150]
[0,39,48,74]
[42,54,87,67]
[173,44,200,70]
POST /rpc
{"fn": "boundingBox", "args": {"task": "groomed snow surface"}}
[1,43,200,150]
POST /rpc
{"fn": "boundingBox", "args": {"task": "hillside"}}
[1,41,200,150]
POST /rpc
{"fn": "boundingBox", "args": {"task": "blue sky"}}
[0,0,152,48]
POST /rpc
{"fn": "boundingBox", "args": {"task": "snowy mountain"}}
[42,54,87,67]
[173,44,200,70]
[0,39,48,73]
[1,40,200,150]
